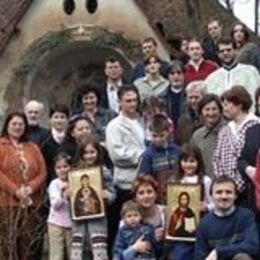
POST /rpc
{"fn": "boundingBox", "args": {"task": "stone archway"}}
[5,25,142,116]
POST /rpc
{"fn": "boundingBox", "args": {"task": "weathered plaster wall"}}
[0,0,170,117]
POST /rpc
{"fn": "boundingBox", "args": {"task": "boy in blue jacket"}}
[113,200,156,260]
[138,114,181,203]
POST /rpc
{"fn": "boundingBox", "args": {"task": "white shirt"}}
[51,128,65,144]
[107,79,123,113]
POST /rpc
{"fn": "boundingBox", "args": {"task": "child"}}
[41,104,70,183]
[142,97,174,143]
[71,138,116,260]
[113,200,157,260]
[47,152,72,260]
[138,114,181,203]
[168,144,213,260]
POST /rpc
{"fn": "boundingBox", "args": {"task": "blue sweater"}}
[195,207,259,260]
[138,141,181,177]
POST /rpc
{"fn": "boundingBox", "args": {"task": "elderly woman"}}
[0,112,47,260]
[76,85,117,142]
[191,94,225,178]
[213,86,260,206]
[230,21,260,71]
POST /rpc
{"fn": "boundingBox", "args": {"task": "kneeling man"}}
[195,176,259,260]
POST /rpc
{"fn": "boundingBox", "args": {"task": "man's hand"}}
[206,249,217,260]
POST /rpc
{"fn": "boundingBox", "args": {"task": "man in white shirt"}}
[204,38,260,99]
[106,85,145,250]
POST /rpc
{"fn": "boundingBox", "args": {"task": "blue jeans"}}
[169,242,194,260]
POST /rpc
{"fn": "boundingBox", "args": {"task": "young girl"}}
[47,152,72,260]
[168,144,213,260]
[71,138,116,260]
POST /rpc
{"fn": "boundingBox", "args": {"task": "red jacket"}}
[0,137,47,207]
[184,59,218,83]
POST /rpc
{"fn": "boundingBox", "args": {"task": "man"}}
[203,19,223,65]
[184,38,218,84]
[24,100,48,147]
[175,81,204,145]
[164,61,186,126]
[131,37,170,82]
[134,55,169,102]
[99,57,125,113]
[106,85,145,251]
[195,176,259,260]
[204,38,260,100]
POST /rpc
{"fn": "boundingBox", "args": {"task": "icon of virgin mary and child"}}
[74,174,102,217]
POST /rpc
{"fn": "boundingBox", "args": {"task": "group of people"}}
[0,18,260,260]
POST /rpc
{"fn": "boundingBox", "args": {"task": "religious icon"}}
[165,183,201,241]
[69,167,104,220]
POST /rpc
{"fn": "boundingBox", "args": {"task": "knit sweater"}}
[138,141,181,177]
[204,63,260,100]
[0,137,47,207]
[195,207,259,260]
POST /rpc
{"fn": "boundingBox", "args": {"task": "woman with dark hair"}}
[213,85,260,206]
[164,60,187,126]
[0,112,47,259]
[75,85,117,142]
[191,94,225,178]
[230,21,260,71]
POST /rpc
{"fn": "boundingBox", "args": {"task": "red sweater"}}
[0,137,47,207]
[184,59,218,83]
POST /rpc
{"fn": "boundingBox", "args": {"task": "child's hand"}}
[62,187,71,199]
[101,189,110,200]
[132,235,151,254]
[155,227,164,241]
[61,182,70,199]
[200,201,208,212]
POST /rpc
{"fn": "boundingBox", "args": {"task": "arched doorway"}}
[5,25,141,117]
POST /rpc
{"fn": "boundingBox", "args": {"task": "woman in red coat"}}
[0,112,47,260]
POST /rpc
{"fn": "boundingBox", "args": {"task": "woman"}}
[191,94,225,178]
[75,85,117,142]
[0,112,47,260]
[230,21,260,71]
[213,86,260,205]
[66,115,113,170]
[132,175,165,258]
